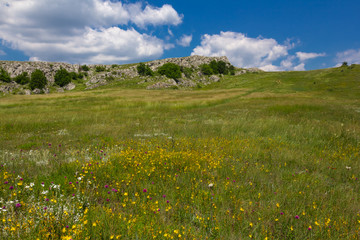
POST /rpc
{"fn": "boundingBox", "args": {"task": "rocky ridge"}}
[0,55,260,94]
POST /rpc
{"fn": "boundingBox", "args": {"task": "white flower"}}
[346,166,351,170]
[30,183,35,187]
[41,191,48,195]
[208,183,214,188]
[77,177,82,181]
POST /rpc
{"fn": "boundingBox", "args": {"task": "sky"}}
[0,0,359,71]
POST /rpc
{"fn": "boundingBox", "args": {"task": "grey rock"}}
[64,83,76,91]
[24,89,31,95]
[57,88,64,93]
[209,75,220,82]
[32,88,41,94]
[43,88,50,94]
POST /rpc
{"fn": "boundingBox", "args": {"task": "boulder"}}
[64,83,76,91]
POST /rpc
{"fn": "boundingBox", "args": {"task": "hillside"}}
[0,58,360,239]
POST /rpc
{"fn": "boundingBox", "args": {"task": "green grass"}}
[0,65,359,239]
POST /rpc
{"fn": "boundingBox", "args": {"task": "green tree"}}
[14,72,30,85]
[137,63,154,76]
[0,68,11,83]
[54,68,72,87]
[157,63,182,79]
[228,65,236,75]
[217,61,228,74]
[200,64,213,75]
[80,65,90,71]
[209,60,219,74]
[30,69,47,90]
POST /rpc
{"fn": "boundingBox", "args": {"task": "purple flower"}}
[143,188,147,193]
[295,215,299,219]
[162,195,166,198]
[4,181,8,184]
[111,188,117,192]
[66,225,69,228]
[69,182,72,184]
[15,203,21,208]
[308,227,312,231]
[44,207,47,210]
[108,191,111,194]
[106,199,110,202]
[167,200,169,203]
[9,186,14,190]
[105,185,109,188]
[280,212,284,215]
[45,198,49,202]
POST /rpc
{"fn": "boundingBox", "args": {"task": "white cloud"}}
[336,49,360,65]
[0,49,5,55]
[296,52,325,61]
[0,0,182,63]
[191,31,290,70]
[176,34,192,47]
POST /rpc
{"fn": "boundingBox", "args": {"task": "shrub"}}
[54,68,72,87]
[157,63,182,79]
[0,68,11,83]
[200,64,213,76]
[229,65,235,75]
[30,69,47,90]
[341,62,348,67]
[217,61,228,74]
[137,63,154,76]
[95,66,106,72]
[209,60,219,74]
[80,65,90,71]
[14,72,30,85]
[181,67,193,78]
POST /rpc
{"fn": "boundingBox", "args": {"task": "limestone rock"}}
[64,83,76,91]
[32,88,41,94]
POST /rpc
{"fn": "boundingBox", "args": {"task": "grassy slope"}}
[0,64,359,239]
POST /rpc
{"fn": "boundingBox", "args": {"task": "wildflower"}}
[163,195,166,198]
[295,215,299,219]
[105,185,109,188]
[15,203,21,208]
[44,207,47,210]
[9,186,14,190]
[280,212,284,215]
[69,182,72,184]
[4,181,8,184]
[112,188,117,192]
[208,183,214,188]
[143,188,147,193]
[308,226,312,230]
[106,199,110,202]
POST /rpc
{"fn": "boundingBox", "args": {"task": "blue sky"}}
[0,0,359,71]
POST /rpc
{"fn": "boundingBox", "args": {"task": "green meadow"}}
[0,64,359,239]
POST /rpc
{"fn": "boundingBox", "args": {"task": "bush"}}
[80,65,90,71]
[157,63,182,79]
[0,68,11,83]
[54,68,71,87]
[30,69,47,90]
[95,66,107,72]
[209,60,219,74]
[14,72,30,85]
[181,67,193,78]
[137,63,154,76]
[217,61,228,74]
[200,64,213,76]
[229,65,235,75]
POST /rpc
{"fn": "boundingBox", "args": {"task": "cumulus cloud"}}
[0,0,182,63]
[296,52,325,61]
[191,31,290,70]
[176,34,192,47]
[336,49,360,65]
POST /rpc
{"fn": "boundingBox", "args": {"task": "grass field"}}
[0,64,360,239]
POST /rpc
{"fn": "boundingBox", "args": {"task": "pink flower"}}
[295,215,299,219]
[143,188,147,193]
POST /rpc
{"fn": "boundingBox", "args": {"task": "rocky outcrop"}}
[146,55,230,70]
[0,61,79,84]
